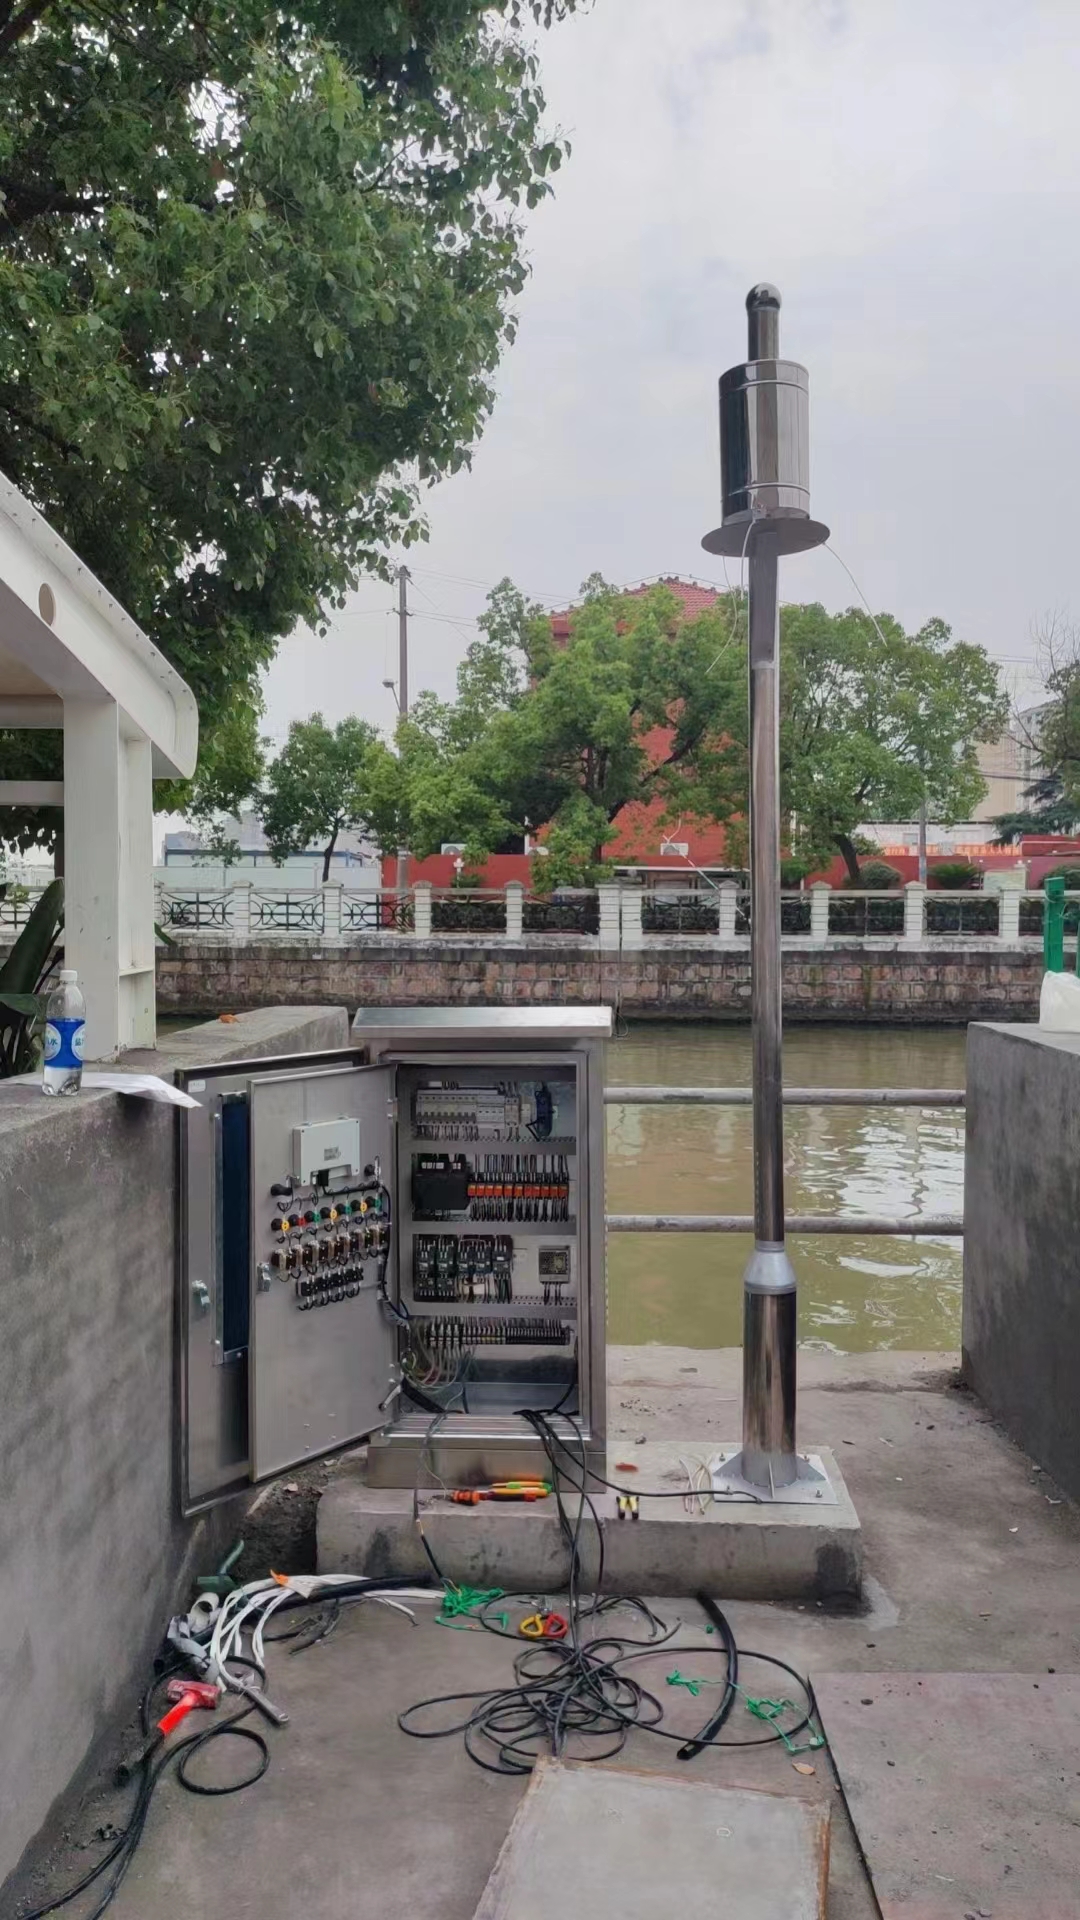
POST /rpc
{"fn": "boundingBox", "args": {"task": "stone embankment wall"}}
[156,938,1044,1024]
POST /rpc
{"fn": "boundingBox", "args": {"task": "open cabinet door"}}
[247,1064,396,1481]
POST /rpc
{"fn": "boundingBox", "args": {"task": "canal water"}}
[606,1024,966,1353]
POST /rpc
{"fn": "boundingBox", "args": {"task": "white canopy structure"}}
[0,474,198,1057]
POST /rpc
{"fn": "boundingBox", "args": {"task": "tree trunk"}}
[834,832,861,884]
[321,825,339,883]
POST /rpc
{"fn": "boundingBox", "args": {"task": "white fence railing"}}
[1,878,1073,945]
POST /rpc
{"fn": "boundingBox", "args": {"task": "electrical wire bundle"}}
[21,1573,430,1920]
[399,1409,820,1776]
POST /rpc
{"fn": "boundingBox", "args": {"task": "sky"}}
[261,0,1080,751]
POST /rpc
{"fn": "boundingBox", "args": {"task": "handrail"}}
[606,1213,964,1235]
[605,1085,964,1106]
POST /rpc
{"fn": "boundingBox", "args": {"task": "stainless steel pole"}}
[395,564,409,896]
[701,281,830,1501]
[742,531,798,1489]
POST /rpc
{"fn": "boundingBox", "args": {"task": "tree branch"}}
[0,0,53,63]
[0,396,77,461]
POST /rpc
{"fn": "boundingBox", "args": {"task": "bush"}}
[928,859,983,890]
[845,860,903,890]
[1040,864,1080,890]
[780,857,812,888]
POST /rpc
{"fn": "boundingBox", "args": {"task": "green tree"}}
[396,577,749,881]
[259,714,383,880]
[0,0,577,843]
[781,606,1007,882]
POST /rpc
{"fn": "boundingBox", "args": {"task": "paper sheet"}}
[5,1071,200,1108]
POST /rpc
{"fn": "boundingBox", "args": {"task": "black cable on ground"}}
[676,1593,738,1760]
[19,1580,431,1920]
[398,1410,817,1777]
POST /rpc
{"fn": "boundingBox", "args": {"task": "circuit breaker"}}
[178,1008,610,1512]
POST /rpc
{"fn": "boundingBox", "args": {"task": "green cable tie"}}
[665,1668,725,1698]
[436,1584,505,1625]
[740,1688,825,1754]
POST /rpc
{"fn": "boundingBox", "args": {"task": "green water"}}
[605,1024,966,1352]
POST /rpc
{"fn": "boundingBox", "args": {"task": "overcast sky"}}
[262,0,1080,749]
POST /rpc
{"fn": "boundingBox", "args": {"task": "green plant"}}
[845,860,903,890]
[1040,864,1080,890]
[780,857,812,887]
[259,715,385,882]
[0,879,64,1077]
[928,859,983,890]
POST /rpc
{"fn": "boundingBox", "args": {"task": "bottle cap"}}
[59,969,77,982]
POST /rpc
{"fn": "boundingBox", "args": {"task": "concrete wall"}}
[963,1024,1080,1500]
[156,937,1045,1024]
[0,1005,349,1893]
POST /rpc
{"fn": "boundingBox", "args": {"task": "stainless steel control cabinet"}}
[178,1007,610,1512]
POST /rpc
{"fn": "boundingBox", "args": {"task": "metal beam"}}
[604,1085,965,1107]
[606,1213,964,1235]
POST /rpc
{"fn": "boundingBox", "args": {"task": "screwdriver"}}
[447,1480,552,1504]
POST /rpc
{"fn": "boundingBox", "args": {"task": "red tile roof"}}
[549,575,721,641]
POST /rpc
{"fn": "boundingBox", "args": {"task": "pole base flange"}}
[709,1448,839,1506]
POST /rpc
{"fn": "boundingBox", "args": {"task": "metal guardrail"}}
[607,1213,964,1234]
[604,1083,966,1236]
[605,1085,965,1106]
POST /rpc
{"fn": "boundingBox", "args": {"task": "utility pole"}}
[702,285,832,1499]
[395,564,409,896]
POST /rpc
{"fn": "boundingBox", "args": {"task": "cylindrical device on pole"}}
[702,283,829,1497]
[395,565,409,896]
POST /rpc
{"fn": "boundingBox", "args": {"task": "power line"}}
[407,577,480,651]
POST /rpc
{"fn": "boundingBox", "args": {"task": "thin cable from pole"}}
[704,517,757,676]
[821,541,894,651]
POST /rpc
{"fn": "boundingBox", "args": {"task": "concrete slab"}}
[12,1350,1080,1920]
[317,1442,861,1602]
[472,1758,829,1920]
[12,1600,860,1920]
[817,1672,1080,1919]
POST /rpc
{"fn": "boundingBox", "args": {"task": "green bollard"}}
[1044,875,1065,973]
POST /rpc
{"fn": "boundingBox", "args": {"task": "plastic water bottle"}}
[43,969,86,1096]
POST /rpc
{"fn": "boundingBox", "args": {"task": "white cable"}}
[704,516,757,676]
[822,542,892,652]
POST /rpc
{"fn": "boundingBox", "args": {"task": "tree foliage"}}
[391,577,749,882]
[382,582,1006,887]
[0,0,577,844]
[259,713,386,880]
[781,606,1007,881]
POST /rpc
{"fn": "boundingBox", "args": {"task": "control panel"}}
[264,1187,390,1311]
[395,1068,579,1409]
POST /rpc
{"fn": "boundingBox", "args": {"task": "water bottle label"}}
[44,1018,85,1068]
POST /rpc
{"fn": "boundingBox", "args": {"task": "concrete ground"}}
[14,1348,1080,1920]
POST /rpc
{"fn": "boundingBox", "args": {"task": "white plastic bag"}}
[1039,969,1080,1030]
